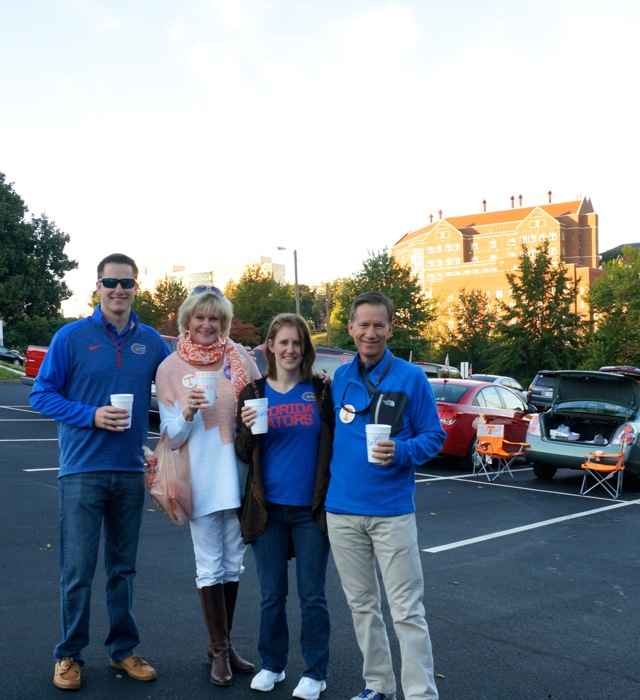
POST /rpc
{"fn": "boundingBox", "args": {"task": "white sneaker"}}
[251,669,286,692]
[292,676,327,700]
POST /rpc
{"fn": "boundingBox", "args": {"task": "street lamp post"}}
[277,247,300,316]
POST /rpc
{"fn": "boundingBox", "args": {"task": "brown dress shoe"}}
[53,658,81,690]
[109,653,158,681]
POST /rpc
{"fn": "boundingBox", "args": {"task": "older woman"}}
[155,286,261,686]
[235,313,334,700]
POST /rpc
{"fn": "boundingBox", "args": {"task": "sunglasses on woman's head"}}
[99,278,137,289]
[190,285,224,297]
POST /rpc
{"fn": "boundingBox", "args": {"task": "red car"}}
[428,378,535,469]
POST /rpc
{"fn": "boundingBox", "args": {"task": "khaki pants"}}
[327,512,439,700]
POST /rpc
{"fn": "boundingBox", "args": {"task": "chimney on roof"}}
[519,194,522,207]
[429,214,433,223]
[483,199,486,212]
[438,209,442,219]
[548,190,552,203]
[511,195,514,209]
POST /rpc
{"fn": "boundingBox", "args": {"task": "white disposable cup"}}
[366,423,392,463]
[594,450,603,460]
[245,397,269,435]
[195,371,218,407]
[110,393,134,429]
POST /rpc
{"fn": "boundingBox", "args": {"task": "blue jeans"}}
[251,503,330,680]
[55,471,145,663]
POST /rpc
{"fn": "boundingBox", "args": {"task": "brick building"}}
[391,194,602,330]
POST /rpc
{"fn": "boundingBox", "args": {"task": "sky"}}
[2,0,639,316]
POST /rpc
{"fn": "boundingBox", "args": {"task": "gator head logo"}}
[131,343,147,355]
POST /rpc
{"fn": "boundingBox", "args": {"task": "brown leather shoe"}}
[110,654,157,681]
[53,658,81,690]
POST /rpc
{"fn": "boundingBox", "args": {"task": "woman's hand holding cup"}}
[241,404,257,430]
[184,387,207,421]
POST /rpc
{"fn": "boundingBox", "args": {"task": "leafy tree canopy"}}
[226,262,296,340]
[330,249,436,360]
[133,275,189,335]
[585,245,640,367]
[445,288,498,371]
[493,241,585,381]
[0,172,77,325]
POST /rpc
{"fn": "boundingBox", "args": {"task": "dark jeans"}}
[251,503,330,680]
[55,471,145,662]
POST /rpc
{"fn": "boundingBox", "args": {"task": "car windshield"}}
[430,384,468,403]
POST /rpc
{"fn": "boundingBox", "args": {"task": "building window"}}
[550,247,557,255]
[471,242,478,250]
[489,254,497,261]
[436,259,442,267]
[427,273,435,282]
[436,273,443,280]
[508,252,517,258]
[549,232,557,240]
[530,219,545,228]
[454,257,461,265]
[436,229,450,239]
[453,243,460,251]
[489,240,497,249]
[427,246,434,254]
[540,233,547,241]
[427,260,434,268]
[435,245,442,253]
[529,235,537,243]
[496,289,503,298]
[520,235,527,244]
[508,238,515,246]
[445,244,452,252]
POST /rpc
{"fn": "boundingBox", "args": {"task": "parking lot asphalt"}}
[2,380,640,700]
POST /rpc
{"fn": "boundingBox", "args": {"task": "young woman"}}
[155,287,261,686]
[235,313,334,700]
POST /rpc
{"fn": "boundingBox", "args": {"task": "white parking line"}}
[423,499,640,553]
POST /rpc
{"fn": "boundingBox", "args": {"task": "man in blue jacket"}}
[31,253,170,690]
[325,291,446,700]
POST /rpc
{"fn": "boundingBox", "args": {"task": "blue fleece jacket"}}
[30,307,170,477]
[325,349,446,516]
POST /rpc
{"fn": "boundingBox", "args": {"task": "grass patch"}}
[0,361,25,381]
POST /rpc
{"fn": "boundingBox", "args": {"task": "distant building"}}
[391,194,603,329]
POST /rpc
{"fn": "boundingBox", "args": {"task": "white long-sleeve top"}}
[156,347,260,519]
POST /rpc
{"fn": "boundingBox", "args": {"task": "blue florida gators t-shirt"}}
[260,381,320,506]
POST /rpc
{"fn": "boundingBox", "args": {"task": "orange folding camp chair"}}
[580,449,625,499]
[474,423,529,481]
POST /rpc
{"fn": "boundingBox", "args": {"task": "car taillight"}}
[528,413,541,436]
[611,423,638,446]
[439,409,458,426]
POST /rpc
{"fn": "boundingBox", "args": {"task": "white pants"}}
[189,509,247,588]
[327,512,439,700]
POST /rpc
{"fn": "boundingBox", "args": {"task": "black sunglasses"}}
[99,278,137,289]
[190,285,224,297]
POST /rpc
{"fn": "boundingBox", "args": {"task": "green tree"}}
[330,249,436,360]
[493,241,585,382]
[226,263,294,340]
[585,245,640,367]
[446,288,498,370]
[0,172,77,325]
[133,275,189,334]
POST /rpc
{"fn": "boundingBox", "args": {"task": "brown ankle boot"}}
[223,581,255,674]
[198,585,232,686]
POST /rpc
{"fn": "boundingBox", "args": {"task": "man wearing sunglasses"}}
[324,291,446,700]
[31,253,171,690]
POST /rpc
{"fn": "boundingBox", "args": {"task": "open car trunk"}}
[537,412,621,446]
[539,370,640,446]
